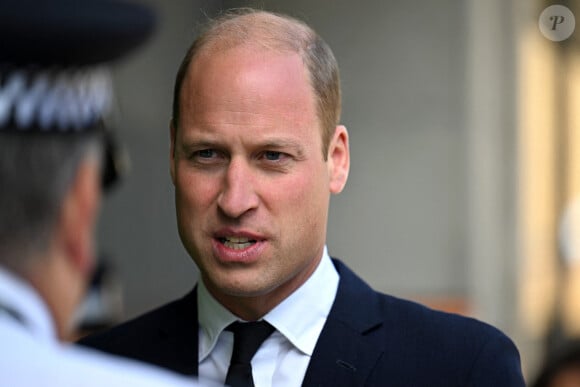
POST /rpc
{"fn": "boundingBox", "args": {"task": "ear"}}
[169,119,177,185]
[58,157,101,278]
[327,125,350,194]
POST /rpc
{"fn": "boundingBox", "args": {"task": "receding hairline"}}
[172,8,341,158]
[180,11,318,100]
[195,10,315,57]
[173,10,321,128]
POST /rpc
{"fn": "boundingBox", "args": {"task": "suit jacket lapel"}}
[301,259,385,387]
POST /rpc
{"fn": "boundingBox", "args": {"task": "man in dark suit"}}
[80,9,525,386]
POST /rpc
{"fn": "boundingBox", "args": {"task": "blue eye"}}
[264,151,282,161]
[197,149,215,158]
[189,149,224,165]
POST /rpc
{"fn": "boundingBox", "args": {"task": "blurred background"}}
[92,0,580,382]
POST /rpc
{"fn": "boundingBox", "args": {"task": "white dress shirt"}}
[0,266,210,387]
[198,246,340,386]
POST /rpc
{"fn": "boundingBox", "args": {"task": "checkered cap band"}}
[0,66,113,133]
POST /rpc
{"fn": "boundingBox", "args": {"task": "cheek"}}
[175,170,218,217]
[174,172,218,254]
[269,167,329,220]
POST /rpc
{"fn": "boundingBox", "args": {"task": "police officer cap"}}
[0,0,156,67]
[0,0,156,188]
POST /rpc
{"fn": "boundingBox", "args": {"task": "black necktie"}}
[225,321,275,387]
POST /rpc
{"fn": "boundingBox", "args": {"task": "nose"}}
[217,158,259,219]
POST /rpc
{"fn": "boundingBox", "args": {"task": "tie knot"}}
[227,321,275,364]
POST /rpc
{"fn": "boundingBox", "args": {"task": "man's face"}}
[170,44,348,317]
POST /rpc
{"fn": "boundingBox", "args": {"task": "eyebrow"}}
[259,138,305,157]
[180,136,306,157]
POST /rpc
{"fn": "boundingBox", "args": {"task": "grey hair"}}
[0,132,102,271]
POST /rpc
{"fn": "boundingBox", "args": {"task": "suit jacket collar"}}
[301,258,385,387]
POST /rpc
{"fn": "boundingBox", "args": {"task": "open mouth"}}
[218,236,257,250]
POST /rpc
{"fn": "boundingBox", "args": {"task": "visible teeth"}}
[226,237,250,243]
[222,236,255,250]
[225,241,251,250]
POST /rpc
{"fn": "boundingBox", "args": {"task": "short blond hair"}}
[171,9,341,158]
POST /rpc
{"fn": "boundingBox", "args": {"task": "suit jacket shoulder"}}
[78,289,199,376]
[301,259,525,386]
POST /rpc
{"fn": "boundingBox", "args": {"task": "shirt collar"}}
[264,247,338,356]
[0,266,57,344]
[197,277,238,361]
[198,246,339,360]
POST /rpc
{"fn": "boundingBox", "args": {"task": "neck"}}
[203,254,323,321]
[25,253,85,341]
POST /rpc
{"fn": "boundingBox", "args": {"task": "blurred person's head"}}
[0,131,104,339]
[0,0,155,339]
[169,9,350,320]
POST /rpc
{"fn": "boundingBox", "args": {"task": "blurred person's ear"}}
[59,157,102,277]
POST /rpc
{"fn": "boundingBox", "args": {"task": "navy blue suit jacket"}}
[79,259,525,386]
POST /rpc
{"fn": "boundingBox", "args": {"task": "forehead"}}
[181,44,317,126]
